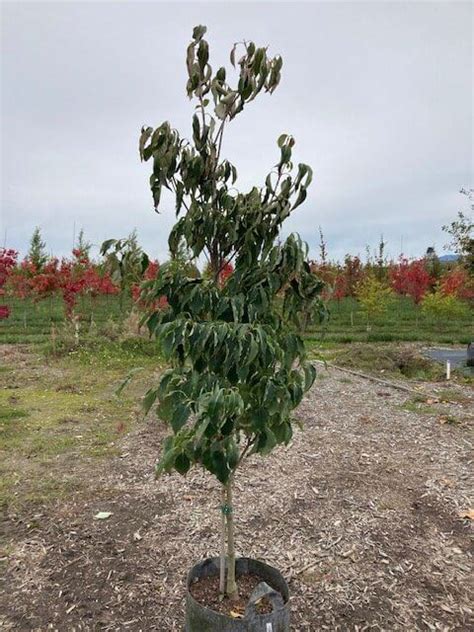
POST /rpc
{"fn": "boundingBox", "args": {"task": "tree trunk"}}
[51,323,56,355]
[225,475,238,600]
[219,485,226,595]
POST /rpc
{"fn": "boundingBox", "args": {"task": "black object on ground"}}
[185,557,290,632]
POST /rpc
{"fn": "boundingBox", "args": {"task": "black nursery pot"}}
[185,557,290,632]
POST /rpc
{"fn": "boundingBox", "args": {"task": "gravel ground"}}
[1,364,473,631]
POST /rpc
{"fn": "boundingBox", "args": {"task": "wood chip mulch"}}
[1,367,473,630]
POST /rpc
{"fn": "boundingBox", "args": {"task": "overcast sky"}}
[1,1,472,264]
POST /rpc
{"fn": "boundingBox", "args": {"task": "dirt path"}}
[1,359,473,631]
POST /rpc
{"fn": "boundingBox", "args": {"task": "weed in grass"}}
[86,443,121,458]
[25,433,81,457]
[78,403,98,413]
[0,405,29,440]
[435,389,470,404]
[439,415,461,426]
[56,383,81,394]
[0,405,29,421]
[401,400,438,415]
[445,415,460,425]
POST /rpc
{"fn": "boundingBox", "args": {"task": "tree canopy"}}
[139,25,324,485]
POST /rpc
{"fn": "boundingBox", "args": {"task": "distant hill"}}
[439,254,459,262]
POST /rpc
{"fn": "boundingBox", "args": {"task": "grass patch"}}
[401,400,438,415]
[0,342,156,511]
[330,344,445,381]
[0,405,30,441]
[435,389,470,404]
[0,404,29,421]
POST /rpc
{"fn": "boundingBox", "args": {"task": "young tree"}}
[101,229,148,310]
[0,248,18,320]
[389,257,432,305]
[343,254,364,297]
[439,266,474,302]
[442,189,474,273]
[332,272,348,304]
[422,290,470,323]
[318,225,328,266]
[425,246,442,282]
[75,228,92,259]
[162,238,200,279]
[28,227,48,270]
[138,25,323,602]
[375,234,387,281]
[356,275,393,329]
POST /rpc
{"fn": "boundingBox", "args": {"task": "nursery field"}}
[0,295,134,345]
[308,296,472,345]
[1,340,473,630]
[1,294,472,345]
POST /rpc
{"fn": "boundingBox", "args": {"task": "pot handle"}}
[245,581,285,624]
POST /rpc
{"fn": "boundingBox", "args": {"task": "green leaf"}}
[273,421,292,444]
[143,387,159,415]
[156,437,175,477]
[175,453,191,475]
[139,126,153,161]
[212,450,230,483]
[192,25,207,41]
[197,40,209,70]
[292,187,307,210]
[303,363,316,391]
[277,133,288,148]
[141,252,150,274]
[259,429,277,455]
[226,439,239,469]
[100,239,117,256]
[280,145,292,165]
[194,417,210,444]
[215,101,227,120]
[170,403,190,433]
[230,43,237,68]
[192,114,200,144]
[115,367,145,396]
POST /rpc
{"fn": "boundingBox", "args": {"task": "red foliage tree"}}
[57,256,118,317]
[6,250,118,319]
[0,248,18,319]
[309,262,336,302]
[203,260,234,287]
[30,258,60,301]
[332,273,348,303]
[131,260,168,311]
[342,255,364,297]
[5,259,36,300]
[439,266,474,301]
[389,257,432,305]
